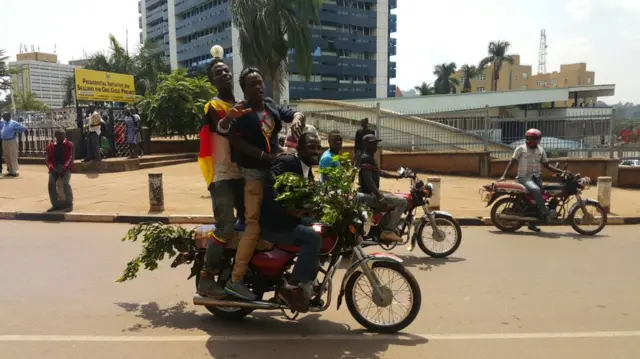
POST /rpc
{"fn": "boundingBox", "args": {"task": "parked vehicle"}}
[361,167,462,258]
[481,164,607,235]
[620,159,640,167]
[172,211,422,334]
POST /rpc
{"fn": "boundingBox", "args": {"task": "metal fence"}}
[294,103,632,160]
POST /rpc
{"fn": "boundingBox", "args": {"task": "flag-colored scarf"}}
[198,98,232,188]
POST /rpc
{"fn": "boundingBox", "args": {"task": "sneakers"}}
[527,223,541,232]
[46,207,60,213]
[277,283,309,313]
[225,280,257,301]
[197,271,226,299]
[381,230,403,242]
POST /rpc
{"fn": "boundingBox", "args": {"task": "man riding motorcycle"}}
[357,134,406,242]
[498,128,564,232]
[260,132,324,313]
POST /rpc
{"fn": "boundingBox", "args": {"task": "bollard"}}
[597,176,612,214]
[148,173,164,212]
[427,177,441,210]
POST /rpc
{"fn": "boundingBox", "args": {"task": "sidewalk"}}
[1,162,639,219]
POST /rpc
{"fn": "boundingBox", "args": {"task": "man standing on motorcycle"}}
[261,132,324,313]
[222,67,303,300]
[197,58,251,299]
[357,134,406,242]
[499,128,564,231]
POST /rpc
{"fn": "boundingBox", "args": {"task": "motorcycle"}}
[172,211,422,334]
[481,164,607,235]
[361,167,462,258]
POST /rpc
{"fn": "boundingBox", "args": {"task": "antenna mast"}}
[538,29,547,74]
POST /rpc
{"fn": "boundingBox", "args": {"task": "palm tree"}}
[459,64,482,93]
[414,82,435,96]
[433,62,459,94]
[62,76,76,108]
[479,40,514,91]
[15,91,48,112]
[87,34,135,74]
[134,40,170,95]
[0,49,11,91]
[231,0,322,103]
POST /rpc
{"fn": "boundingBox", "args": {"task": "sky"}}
[1,0,638,104]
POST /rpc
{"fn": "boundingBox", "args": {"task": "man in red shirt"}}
[45,129,75,212]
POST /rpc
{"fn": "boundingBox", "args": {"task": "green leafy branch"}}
[116,223,195,282]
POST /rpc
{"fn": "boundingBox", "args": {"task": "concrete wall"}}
[618,166,640,188]
[382,151,489,177]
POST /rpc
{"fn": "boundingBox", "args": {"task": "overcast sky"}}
[1,0,637,103]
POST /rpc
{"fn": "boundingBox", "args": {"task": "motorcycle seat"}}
[494,182,527,193]
[193,225,274,252]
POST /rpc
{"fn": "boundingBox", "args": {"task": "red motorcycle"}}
[482,164,607,235]
[173,212,422,333]
[362,167,462,258]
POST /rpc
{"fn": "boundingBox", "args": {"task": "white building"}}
[10,52,77,109]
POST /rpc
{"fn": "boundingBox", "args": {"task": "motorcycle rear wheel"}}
[491,197,525,232]
[345,261,421,333]
[195,273,255,320]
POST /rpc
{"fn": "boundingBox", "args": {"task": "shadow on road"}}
[115,301,428,358]
[397,255,466,271]
[488,230,610,240]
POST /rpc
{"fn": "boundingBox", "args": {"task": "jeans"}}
[48,172,73,207]
[0,139,3,173]
[232,168,267,282]
[262,222,322,283]
[84,132,101,161]
[209,178,246,242]
[518,176,547,219]
[357,192,408,232]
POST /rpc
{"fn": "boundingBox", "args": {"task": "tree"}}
[0,94,12,111]
[433,62,459,94]
[479,40,514,91]
[136,69,216,139]
[62,76,75,108]
[0,49,10,91]
[15,91,49,112]
[459,64,482,93]
[231,0,322,103]
[414,82,435,96]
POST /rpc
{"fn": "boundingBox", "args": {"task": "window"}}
[587,77,592,84]
[564,77,568,84]
[521,85,528,90]
[477,73,486,80]
[522,72,528,80]
[476,87,485,92]
[536,80,544,86]
[551,79,557,85]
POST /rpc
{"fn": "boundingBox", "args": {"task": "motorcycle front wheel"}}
[568,202,607,235]
[345,261,421,333]
[416,214,462,258]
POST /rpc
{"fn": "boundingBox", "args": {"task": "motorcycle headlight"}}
[362,211,372,235]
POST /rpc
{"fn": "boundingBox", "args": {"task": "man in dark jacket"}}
[220,67,303,300]
[261,132,323,313]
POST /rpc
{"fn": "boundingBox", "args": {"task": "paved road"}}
[1,221,639,358]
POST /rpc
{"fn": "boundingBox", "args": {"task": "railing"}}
[293,103,622,159]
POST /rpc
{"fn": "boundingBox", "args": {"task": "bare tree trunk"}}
[271,78,281,104]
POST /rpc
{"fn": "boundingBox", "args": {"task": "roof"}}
[308,85,617,115]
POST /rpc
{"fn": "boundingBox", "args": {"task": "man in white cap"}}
[83,106,102,163]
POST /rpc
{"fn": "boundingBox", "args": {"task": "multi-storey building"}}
[9,52,77,109]
[138,0,397,101]
[452,55,596,107]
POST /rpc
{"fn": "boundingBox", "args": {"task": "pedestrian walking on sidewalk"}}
[45,129,74,212]
[83,107,102,163]
[123,109,138,159]
[1,112,28,177]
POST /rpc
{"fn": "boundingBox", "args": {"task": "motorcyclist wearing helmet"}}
[499,129,564,231]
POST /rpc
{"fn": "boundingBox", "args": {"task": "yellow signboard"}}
[74,68,136,103]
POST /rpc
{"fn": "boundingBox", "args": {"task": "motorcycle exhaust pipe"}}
[193,294,287,310]
[496,213,539,222]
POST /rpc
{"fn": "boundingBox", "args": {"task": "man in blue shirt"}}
[319,131,343,183]
[1,112,28,177]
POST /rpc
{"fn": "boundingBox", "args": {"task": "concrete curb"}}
[0,211,635,226]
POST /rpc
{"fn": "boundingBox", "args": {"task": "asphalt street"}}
[0,220,639,358]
